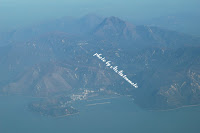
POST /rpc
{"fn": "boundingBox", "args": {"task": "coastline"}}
[86,102,111,106]
[55,112,80,118]
[149,104,200,112]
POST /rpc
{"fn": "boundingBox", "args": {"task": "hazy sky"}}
[0,0,200,31]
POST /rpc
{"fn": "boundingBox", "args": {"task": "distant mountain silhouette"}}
[93,16,138,40]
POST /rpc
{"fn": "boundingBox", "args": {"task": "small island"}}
[28,96,79,117]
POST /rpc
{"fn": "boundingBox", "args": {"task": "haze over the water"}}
[0,0,200,31]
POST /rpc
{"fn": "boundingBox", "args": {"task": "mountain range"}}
[0,14,200,110]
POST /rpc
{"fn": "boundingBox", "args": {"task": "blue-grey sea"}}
[0,96,200,133]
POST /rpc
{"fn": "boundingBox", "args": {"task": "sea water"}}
[0,96,200,133]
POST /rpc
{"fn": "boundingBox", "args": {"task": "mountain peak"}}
[100,16,126,26]
[93,16,137,40]
[104,16,124,22]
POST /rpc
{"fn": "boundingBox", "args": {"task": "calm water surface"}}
[0,96,200,133]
